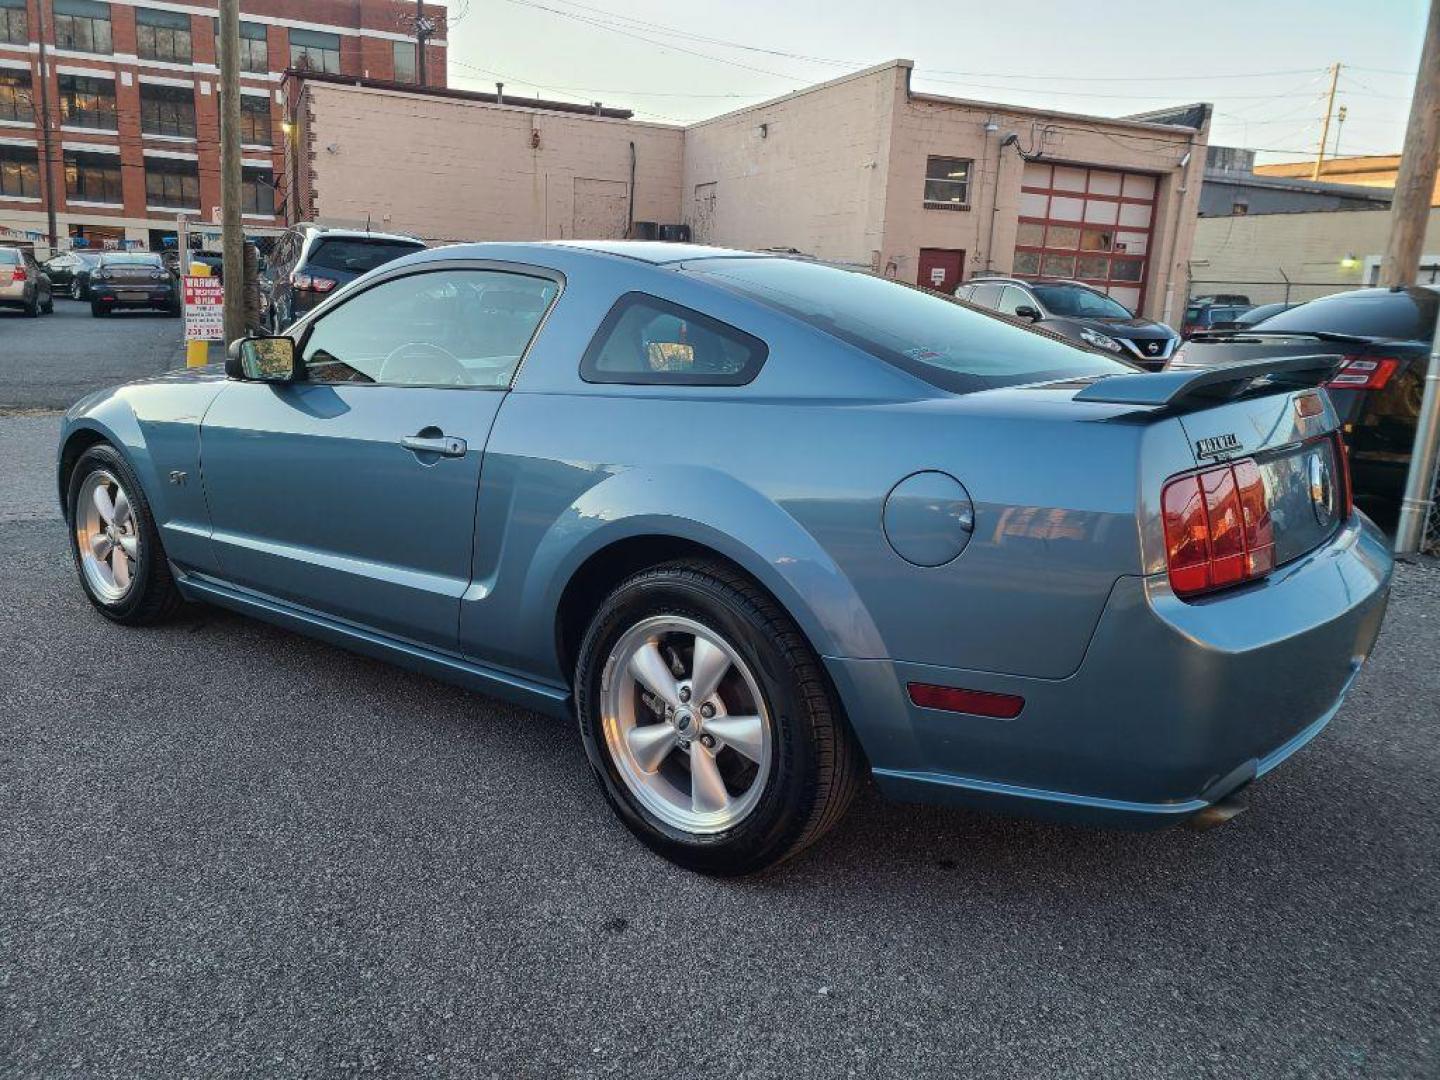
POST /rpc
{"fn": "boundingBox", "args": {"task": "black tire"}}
[575,559,863,875]
[90,301,108,318]
[41,291,53,314]
[66,444,184,625]
[23,292,38,317]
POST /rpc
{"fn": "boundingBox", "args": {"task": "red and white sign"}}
[183,276,225,341]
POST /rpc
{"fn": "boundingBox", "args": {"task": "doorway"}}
[918,248,965,293]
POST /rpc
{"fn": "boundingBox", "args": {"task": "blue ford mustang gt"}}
[58,242,1393,874]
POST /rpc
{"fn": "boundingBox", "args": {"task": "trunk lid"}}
[1069,355,1349,580]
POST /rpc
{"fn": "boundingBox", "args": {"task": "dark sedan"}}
[1169,286,1437,528]
[42,251,102,299]
[89,252,181,317]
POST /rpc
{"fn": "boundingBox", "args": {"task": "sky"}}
[441,0,1429,165]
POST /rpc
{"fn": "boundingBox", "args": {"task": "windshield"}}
[1252,289,1437,340]
[687,258,1135,394]
[307,238,425,275]
[1031,284,1133,319]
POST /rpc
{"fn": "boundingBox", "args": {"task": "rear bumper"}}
[828,512,1393,827]
[92,285,176,309]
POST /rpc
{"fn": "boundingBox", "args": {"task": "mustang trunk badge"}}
[1195,433,1241,460]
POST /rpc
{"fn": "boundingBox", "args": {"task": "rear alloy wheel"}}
[67,445,182,624]
[576,560,862,875]
[70,280,83,300]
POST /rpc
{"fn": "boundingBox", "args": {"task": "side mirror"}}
[227,335,300,382]
[1013,305,1041,321]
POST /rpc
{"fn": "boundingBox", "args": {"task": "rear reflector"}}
[1335,432,1354,519]
[1162,457,1276,598]
[908,683,1024,719]
[1326,356,1399,390]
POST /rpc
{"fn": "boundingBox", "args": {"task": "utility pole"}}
[413,0,436,87]
[1312,61,1341,181]
[34,0,58,253]
[1392,0,1440,554]
[217,0,245,344]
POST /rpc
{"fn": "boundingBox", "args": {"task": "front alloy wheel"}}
[75,469,140,602]
[66,444,183,624]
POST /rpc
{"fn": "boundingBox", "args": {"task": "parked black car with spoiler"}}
[1167,286,1438,528]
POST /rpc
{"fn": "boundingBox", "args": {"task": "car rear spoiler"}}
[1073,353,1344,410]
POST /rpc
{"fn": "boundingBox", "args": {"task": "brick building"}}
[290,61,1209,325]
[0,0,445,256]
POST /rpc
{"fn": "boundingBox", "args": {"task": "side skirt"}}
[178,573,573,720]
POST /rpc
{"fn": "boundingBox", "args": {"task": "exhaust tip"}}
[1188,795,1248,831]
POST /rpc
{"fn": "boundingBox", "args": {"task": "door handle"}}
[401,433,467,458]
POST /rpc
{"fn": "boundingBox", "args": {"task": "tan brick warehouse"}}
[292,60,1209,325]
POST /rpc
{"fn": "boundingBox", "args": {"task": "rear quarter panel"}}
[471,255,1164,686]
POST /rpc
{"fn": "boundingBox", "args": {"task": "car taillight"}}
[292,272,337,293]
[1326,356,1399,390]
[1162,458,1275,598]
[11,266,26,282]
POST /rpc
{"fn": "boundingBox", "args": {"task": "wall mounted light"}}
[1340,253,1359,269]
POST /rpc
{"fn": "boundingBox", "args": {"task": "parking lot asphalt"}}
[0,298,187,411]
[0,402,1437,1079]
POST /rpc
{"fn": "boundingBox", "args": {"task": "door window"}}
[996,286,1033,317]
[300,269,558,388]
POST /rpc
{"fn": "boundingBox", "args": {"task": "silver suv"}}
[0,246,54,318]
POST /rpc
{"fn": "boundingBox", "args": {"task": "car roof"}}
[545,240,766,265]
[297,225,426,245]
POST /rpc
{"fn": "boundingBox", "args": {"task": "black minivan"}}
[262,224,426,331]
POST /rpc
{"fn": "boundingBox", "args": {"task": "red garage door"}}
[1013,163,1157,313]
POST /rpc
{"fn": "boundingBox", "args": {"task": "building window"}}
[289,29,341,74]
[393,41,416,83]
[140,84,196,138]
[144,156,200,208]
[64,150,123,204]
[214,19,269,73]
[240,94,272,146]
[0,144,40,199]
[0,0,27,46]
[923,156,972,209]
[0,69,33,123]
[53,0,113,55]
[58,75,117,130]
[242,167,275,215]
[136,8,193,63]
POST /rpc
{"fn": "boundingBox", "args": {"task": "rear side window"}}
[967,282,1003,308]
[689,258,1132,394]
[581,292,767,386]
[1252,289,1438,341]
[0,248,21,265]
[306,238,425,275]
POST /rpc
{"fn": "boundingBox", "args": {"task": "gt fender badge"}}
[1195,433,1241,460]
